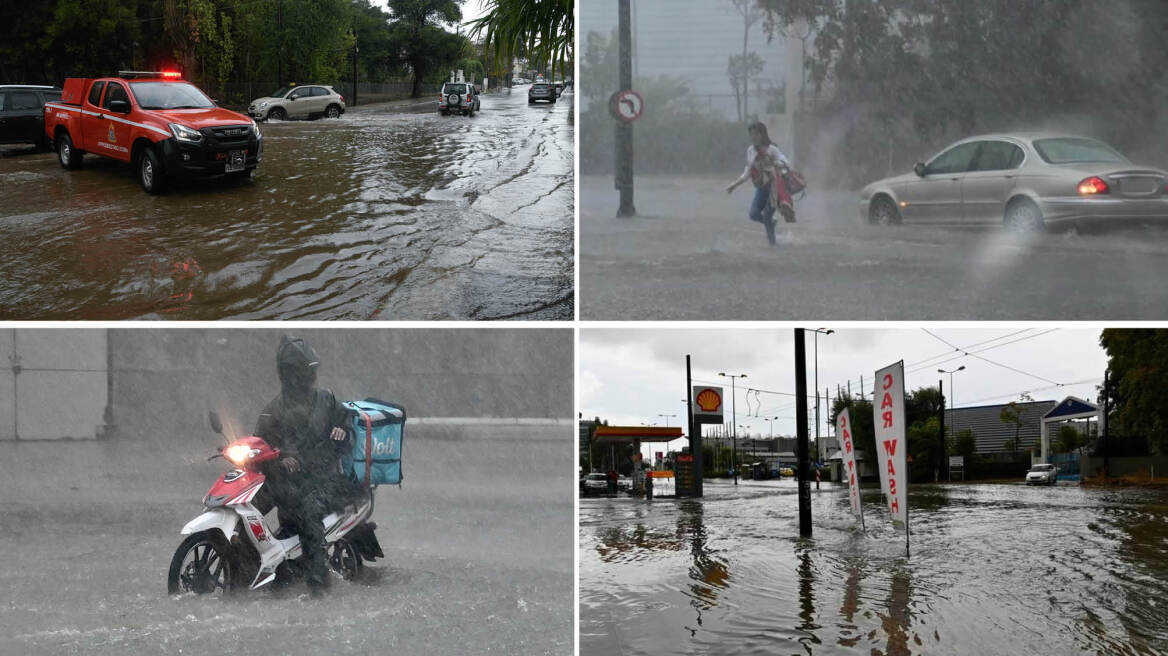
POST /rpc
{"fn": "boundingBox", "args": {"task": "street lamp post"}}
[766,415,779,439]
[939,365,966,443]
[658,414,677,427]
[811,329,834,471]
[719,372,747,485]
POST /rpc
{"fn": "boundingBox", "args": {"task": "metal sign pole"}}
[615,0,636,217]
[795,329,811,537]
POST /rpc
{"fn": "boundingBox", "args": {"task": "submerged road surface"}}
[0,425,573,655]
[0,90,573,320]
[580,479,1168,656]
[581,175,1168,320]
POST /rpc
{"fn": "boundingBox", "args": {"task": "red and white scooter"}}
[167,412,383,595]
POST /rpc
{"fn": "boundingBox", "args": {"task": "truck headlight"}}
[169,123,203,144]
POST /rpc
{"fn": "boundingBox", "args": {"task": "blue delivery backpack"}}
[344,398,406,487]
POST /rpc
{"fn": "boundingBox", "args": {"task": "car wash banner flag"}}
[836,408,864,528]
[873,361,907,527]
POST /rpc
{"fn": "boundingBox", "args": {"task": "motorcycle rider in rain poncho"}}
[255,335,358,596]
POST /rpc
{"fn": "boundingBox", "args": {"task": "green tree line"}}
[0,0,479,102]
[758,0,1168,185]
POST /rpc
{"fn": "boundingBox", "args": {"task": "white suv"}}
[1025,463,1058,485]
[248,85,346,121]
[438,82,479,117]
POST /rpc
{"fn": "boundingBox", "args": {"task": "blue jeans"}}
[749,185,774,224]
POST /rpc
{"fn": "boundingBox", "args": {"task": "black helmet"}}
[277,335,318,397]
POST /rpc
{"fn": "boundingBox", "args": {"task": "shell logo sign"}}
[696,388,721,413]
[691,385,724,424]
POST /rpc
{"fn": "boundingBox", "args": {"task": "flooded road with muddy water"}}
[0,88,573,319]
[580,479,1168,655]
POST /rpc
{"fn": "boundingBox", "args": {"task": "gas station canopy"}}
[591,426,685,445]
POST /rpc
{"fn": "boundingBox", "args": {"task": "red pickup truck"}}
[44,71,262,193]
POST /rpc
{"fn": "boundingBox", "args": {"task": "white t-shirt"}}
[742,143,791,179]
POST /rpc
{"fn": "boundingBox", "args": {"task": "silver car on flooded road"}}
[860,133,1168,230]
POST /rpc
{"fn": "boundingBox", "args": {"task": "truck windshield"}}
[130,82,215,110]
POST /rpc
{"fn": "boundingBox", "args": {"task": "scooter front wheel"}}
[168,530,235,595]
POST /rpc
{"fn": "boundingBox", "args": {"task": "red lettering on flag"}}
[841,416,848,428]
[881,392,893,409]
[883,373,893,390]
[890,497,899,513]
[883,411,893,428]
[889,476,897,496]
[883,439,897,457]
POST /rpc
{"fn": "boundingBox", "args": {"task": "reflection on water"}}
[0,92,573,319]
[580,479,1168,655]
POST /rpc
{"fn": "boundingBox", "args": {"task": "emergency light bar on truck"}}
[117,71,183,79]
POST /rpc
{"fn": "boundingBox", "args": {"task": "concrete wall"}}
[0,329,108,441]
[106,328,573,440]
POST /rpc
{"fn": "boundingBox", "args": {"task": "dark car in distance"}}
[1,85,62,149]
[528,82,556,104]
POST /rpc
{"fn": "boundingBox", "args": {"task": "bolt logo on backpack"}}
[344,398,406,487]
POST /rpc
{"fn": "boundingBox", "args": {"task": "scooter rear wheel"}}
[327,539,363,581]
[168,530,235,595]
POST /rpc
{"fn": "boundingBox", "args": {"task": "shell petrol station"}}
[590,425,684,497]
[586,370,727,499]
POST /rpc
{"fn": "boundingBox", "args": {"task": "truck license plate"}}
[225,150,245,173]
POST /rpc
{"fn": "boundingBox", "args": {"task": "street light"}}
[811,328,834,468]
[765,415,780,439]
[658,413,677,427]
[939,365,966,439]
[719,372,747,485]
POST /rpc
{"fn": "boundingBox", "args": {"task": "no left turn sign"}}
[609,89,645,123]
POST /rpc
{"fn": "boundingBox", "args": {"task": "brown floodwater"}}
[0,89,573,319]
[580,479,1168,655]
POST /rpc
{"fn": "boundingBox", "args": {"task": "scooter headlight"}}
[224,444,259,467]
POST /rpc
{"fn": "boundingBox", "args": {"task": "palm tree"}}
[468,0,573,80]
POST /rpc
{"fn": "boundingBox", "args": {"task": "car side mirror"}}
[108,99,131,114]
[208,411,223,435]
[913,162,927,177]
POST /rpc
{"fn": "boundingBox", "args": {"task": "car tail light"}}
[1077,176,1109,195]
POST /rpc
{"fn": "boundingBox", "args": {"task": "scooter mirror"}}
[208,411,223,435]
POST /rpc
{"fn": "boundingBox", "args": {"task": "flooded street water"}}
[0,426,573,655]
[581,175,1168,320]
[0,89,573,319]
[580,479,1168,655]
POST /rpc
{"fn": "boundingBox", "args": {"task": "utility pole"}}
[277,0,284,87]
[795,329,811,537]
[720,372,748,485]
[1103,369,1110,479]
[615,0,636,217]
[938,379,945,483]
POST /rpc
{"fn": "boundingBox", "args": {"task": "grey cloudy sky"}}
[580,327,1110,448]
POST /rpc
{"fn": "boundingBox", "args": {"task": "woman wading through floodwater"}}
[725,121,795,246]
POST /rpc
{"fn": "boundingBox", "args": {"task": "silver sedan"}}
[859,132,1168,230]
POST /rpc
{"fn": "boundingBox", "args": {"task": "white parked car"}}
[1025,463,1058,485]
[582,473,608,496]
